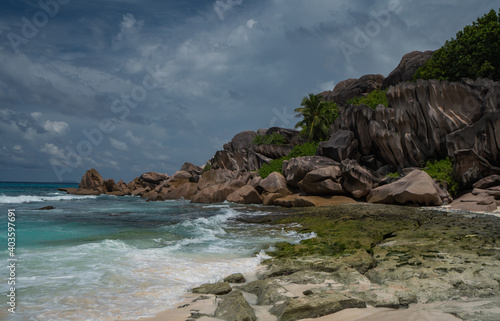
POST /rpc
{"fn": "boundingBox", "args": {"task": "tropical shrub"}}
[414,9,500,81]
[257,141,319,178]
[258,156,290,179]
[423,157,459,196]
[288,141,319,158]
[252,132,287,145]
[295,94,339,142]
[347,89,388,109]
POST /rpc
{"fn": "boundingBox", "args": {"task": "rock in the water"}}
[297,166,344,195]
[341,159,382,198]
[318,129,359,162]
[283,156,339,188]
[214,290,256,321]
[367,170,445,206]
[224,273,246,284]
[382,50,434,89]
[227,185,263,204]
[79,168,105,192]
[39,206,54,210]
[259,172,289,194]
[192,281,232,295]
[271,291,366,321]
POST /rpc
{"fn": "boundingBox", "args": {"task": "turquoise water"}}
[0,182,313,321]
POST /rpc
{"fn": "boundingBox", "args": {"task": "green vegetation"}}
[252,132,287,146]
[347,89,388,109]
[414,9,500,81]
[257,141,319,178]
[423,157,459,196]
[202,164,212,173]
[288,141,319,158]
[294,94,339,142]
[385,172,400,179]
[269,205,419,258]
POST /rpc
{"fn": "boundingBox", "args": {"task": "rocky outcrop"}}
[317,129,359,162]
[211,149,272,172]
[78,168,105,192]
[449,193,498,212]
[297,166,344,195]
[367,170,449,206]
[282,156,339,188]
[382,50,434,89]
[180,162,202,176]
[223,130,257,152]
[227,185,263,204]
[341,159,382,198]
[320,74,385,105]
[192,180,245,203]
[164,182,198,200]
[330,78,498,171]
[259,172,289,194]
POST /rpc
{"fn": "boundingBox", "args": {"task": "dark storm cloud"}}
[0,0,498,182]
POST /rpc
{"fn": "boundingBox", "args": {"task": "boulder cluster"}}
[62,50,500,211]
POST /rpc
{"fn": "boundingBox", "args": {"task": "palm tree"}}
[294,94,338,142]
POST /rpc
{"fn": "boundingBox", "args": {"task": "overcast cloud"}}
[0,0,497,182]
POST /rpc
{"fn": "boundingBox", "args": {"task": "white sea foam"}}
[0,194,97,203]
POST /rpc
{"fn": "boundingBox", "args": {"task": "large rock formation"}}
[282,156,339,188]
[367,170,449,206]
[78,168,105,192]
[382,50,434,89]
[297,166,344,195]
[330,79,499,171]
[320,74,385,105]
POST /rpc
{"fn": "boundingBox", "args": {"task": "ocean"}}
[0,182,314,321]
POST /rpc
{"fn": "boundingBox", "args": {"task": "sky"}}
[0,0,497,183]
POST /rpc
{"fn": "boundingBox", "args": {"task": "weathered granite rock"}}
[237,280,292,305]
[264,127,307,146]
[112,179,131,195]
[341,159,382,198]
[224,130,257,152]
[227,185,263,204]
[140,172,168,187]
[297,166,344,195]
[103,178,115,193]
[79,168,105,192]
[180,162,202,176]
[214,290,256,321]
[367,170,445,206]
[249,144,293,160]
[166,171,192,188]
[164,182,198,200]
[452,149,500,188]
[449,193,498,212]
[320,74,385,105]
[382,50,434,89]
[192,180,245,203]
[283,156,339,188]
[263,192,288,206]
[192,281,232,295]
[271,291,366,321]
[274,195,356,207]
[197,169,238,190]
[259,172,289,194]
[473,175,500,190]
[211,150,272,172]
[318,129,359,162]
[447,111,500,173]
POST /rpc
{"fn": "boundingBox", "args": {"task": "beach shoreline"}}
[124,203,500,321]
